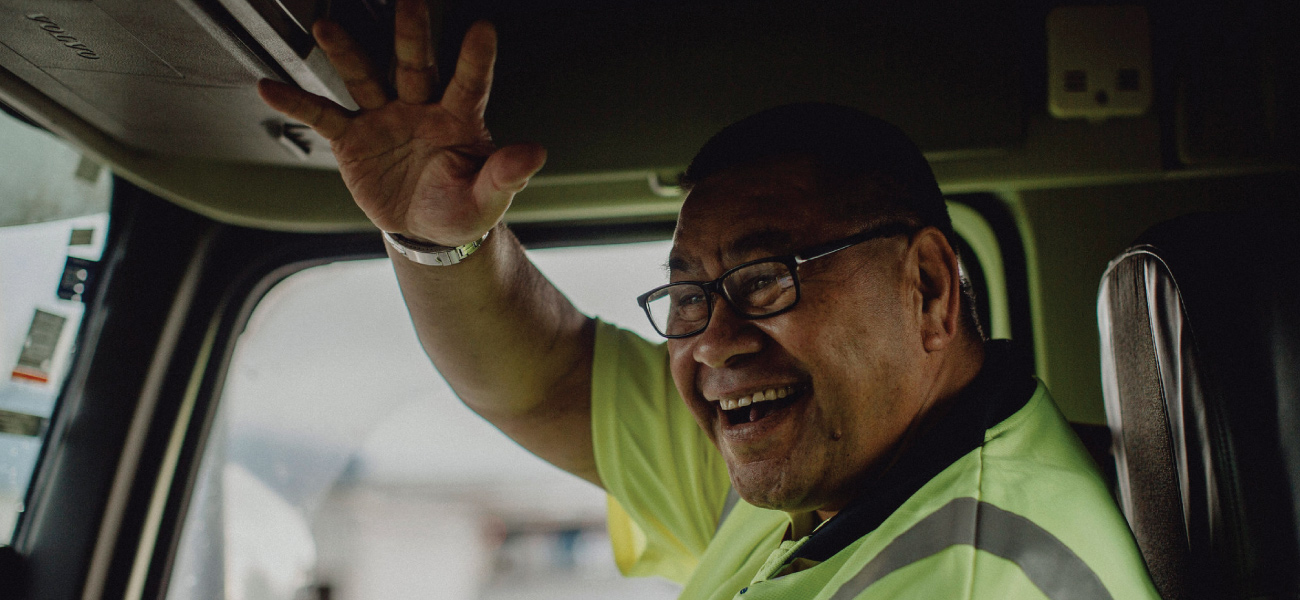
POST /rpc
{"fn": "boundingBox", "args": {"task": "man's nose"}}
[690,300,764,369]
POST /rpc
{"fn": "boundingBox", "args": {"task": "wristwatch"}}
[382,229,490,266]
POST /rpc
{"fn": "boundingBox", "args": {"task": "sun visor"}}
[0,0,393,168]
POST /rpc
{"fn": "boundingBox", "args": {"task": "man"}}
[259,3,1159,597]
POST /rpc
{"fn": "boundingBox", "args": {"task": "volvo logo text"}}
[26,14,101,60]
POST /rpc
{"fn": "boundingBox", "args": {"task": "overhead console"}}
[0,0,1032,168]
[0,0,1292,231]
[0,0,1025,228]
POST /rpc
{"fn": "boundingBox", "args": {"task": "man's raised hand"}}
[257,0,546,246]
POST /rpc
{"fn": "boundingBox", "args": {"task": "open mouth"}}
[717,385,805,426]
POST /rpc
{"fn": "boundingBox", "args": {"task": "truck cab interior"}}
[0,1,1296,599]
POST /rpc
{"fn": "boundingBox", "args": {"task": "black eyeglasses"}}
[637,222,918,338]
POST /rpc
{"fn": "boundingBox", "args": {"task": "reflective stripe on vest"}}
[829,497,1112,600]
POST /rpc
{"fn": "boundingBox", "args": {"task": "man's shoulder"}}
[818,385,1157,599]
[982,380,1106,479]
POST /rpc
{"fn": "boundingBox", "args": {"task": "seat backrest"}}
[1097,211,1300,600]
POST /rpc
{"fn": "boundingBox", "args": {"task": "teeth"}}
[712,385,797,410]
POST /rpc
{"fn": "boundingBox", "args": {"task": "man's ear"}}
[911,228,963,352]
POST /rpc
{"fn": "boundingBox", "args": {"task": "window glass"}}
[0,111,112,544]
[166,241,677,600]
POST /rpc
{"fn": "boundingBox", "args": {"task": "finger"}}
[257,79,352,140]
[471,143,547,220]
[441,21,496,119]
[313,20,389,110]
[393,0,437,104]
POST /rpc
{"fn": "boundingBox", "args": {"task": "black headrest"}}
[1099,210,1300,599]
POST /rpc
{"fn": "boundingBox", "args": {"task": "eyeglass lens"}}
[644,261,797,336]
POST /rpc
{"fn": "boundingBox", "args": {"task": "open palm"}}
[258,0,546,246]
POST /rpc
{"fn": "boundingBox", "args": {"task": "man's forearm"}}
[388,224,601,483]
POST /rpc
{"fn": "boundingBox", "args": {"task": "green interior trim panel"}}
[948,201,1011,341]
[1007,172,1300,425]
[7,59,1293,236]
[1006,192,1051,397]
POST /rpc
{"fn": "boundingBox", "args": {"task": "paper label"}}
[11,309,66,384]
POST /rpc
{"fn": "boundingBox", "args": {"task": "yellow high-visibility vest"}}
[592,320,1159,599]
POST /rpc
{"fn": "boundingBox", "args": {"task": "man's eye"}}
[674,291,706,307]
[729,267,795,311]
[739,274,777,295]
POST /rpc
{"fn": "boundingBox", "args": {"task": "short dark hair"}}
[682,103,984,340]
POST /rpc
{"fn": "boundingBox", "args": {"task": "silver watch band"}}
[382,229,490,266]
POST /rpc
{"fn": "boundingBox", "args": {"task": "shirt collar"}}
[783,340,1037,564]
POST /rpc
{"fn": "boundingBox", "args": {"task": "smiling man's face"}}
[667,158,935,515]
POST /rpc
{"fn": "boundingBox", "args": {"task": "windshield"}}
[0,109,112,544]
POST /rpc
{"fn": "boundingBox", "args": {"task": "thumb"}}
[473,142,547,224]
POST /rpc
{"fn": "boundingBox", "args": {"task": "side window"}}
[0,111,112,543]
[164,215,1006,600]
[165,242,676,600]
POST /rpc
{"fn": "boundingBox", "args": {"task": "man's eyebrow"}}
[665,229,797,275]
[666,254,694,274]
[730,228,796,257]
